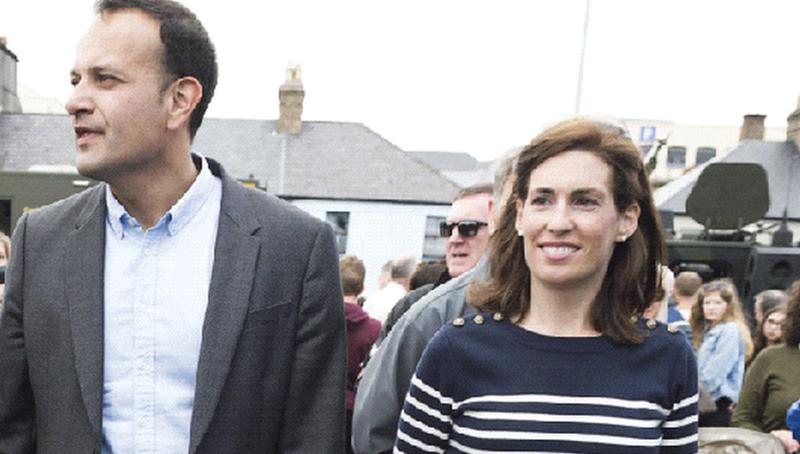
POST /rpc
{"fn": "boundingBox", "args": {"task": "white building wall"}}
[289,198,451,296]
[624,119,786,184]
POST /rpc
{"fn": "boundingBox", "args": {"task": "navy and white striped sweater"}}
[395,314,698,453]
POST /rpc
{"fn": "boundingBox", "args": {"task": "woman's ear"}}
[514,198,524,235]
[616,203,641,242]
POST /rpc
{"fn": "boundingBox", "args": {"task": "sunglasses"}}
[439,220,488,238]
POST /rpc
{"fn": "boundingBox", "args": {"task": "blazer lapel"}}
[189,169,261,454]
[65,185,107,439]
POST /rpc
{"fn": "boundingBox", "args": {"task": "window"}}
[325,212,349,256]
[695,147,716,165]
[0,200,10,236]
[667,146,686,169]
[422,215,446,261]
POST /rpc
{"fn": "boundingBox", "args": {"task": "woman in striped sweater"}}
[395,118,698,453]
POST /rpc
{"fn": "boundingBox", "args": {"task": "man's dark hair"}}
[95,0,217,139]
[410,260,447,290]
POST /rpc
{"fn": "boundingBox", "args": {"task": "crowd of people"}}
[343,121,800,453]
[0,0,799,453]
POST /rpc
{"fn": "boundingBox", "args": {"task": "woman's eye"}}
[530,196,550,206]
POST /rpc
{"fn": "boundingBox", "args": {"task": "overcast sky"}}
[3,0,799,161]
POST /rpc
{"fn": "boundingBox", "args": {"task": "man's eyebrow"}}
[72,65,123,77]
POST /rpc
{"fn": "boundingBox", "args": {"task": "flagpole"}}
[575,0,591,115]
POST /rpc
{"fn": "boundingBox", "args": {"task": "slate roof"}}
[407,151,500,188]
[654,140,800,220]
[408,151,480,171]
[0,113,459,204]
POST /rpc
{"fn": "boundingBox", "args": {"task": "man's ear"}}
[166,77,203,132]
[487,198,497,234]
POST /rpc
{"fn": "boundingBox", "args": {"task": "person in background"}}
[380,184,494,340]
[375,260,392,291]
[409,260,448,290]
[732,279,800,453]
[753,289,788,326]
[673,271,703,321]
[665,271,705,345]
[0,231,9,308]
[691,280,753,427]
[395,118,697,453]
[340,255,380,454]
[749,303,787,366]
[643,265,674,322]
[362,255,416,324]
[352,149,518,454]
[787,399,800,447]
[0,231,9,267]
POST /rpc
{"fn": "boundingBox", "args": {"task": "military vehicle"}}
[663,162,800,315]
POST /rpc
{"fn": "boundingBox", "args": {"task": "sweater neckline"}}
[495,317,616,353]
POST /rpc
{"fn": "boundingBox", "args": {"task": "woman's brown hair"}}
[689,280,753,358]
[467,118,665,344]
[783,279,800,345]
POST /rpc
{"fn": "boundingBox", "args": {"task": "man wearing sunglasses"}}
[353,152,517,454]
[440,186,492,279]
[378,184,493,340]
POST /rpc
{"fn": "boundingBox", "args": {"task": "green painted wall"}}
[0,171,98,234]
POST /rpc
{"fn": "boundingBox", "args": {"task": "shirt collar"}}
[105,154,217,239]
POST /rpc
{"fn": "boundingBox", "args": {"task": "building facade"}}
[624,118,786,185]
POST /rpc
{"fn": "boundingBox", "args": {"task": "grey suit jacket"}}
[0,158,346,454]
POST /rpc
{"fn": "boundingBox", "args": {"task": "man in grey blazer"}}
[0,1,346,453]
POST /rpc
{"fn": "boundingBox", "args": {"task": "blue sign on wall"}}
[640,126,656,142]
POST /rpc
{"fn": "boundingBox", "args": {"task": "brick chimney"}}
[739,114,765,141]
[0,37,23,114]
[277,64,304,134]
[786,96,800,149]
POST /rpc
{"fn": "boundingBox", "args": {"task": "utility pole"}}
[575,0,591,115]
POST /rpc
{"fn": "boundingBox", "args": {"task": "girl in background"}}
[690,280,752,427]
[749,303,787,366]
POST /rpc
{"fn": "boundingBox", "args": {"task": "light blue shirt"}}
[697,321,746,403]
[101,156,222,454]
